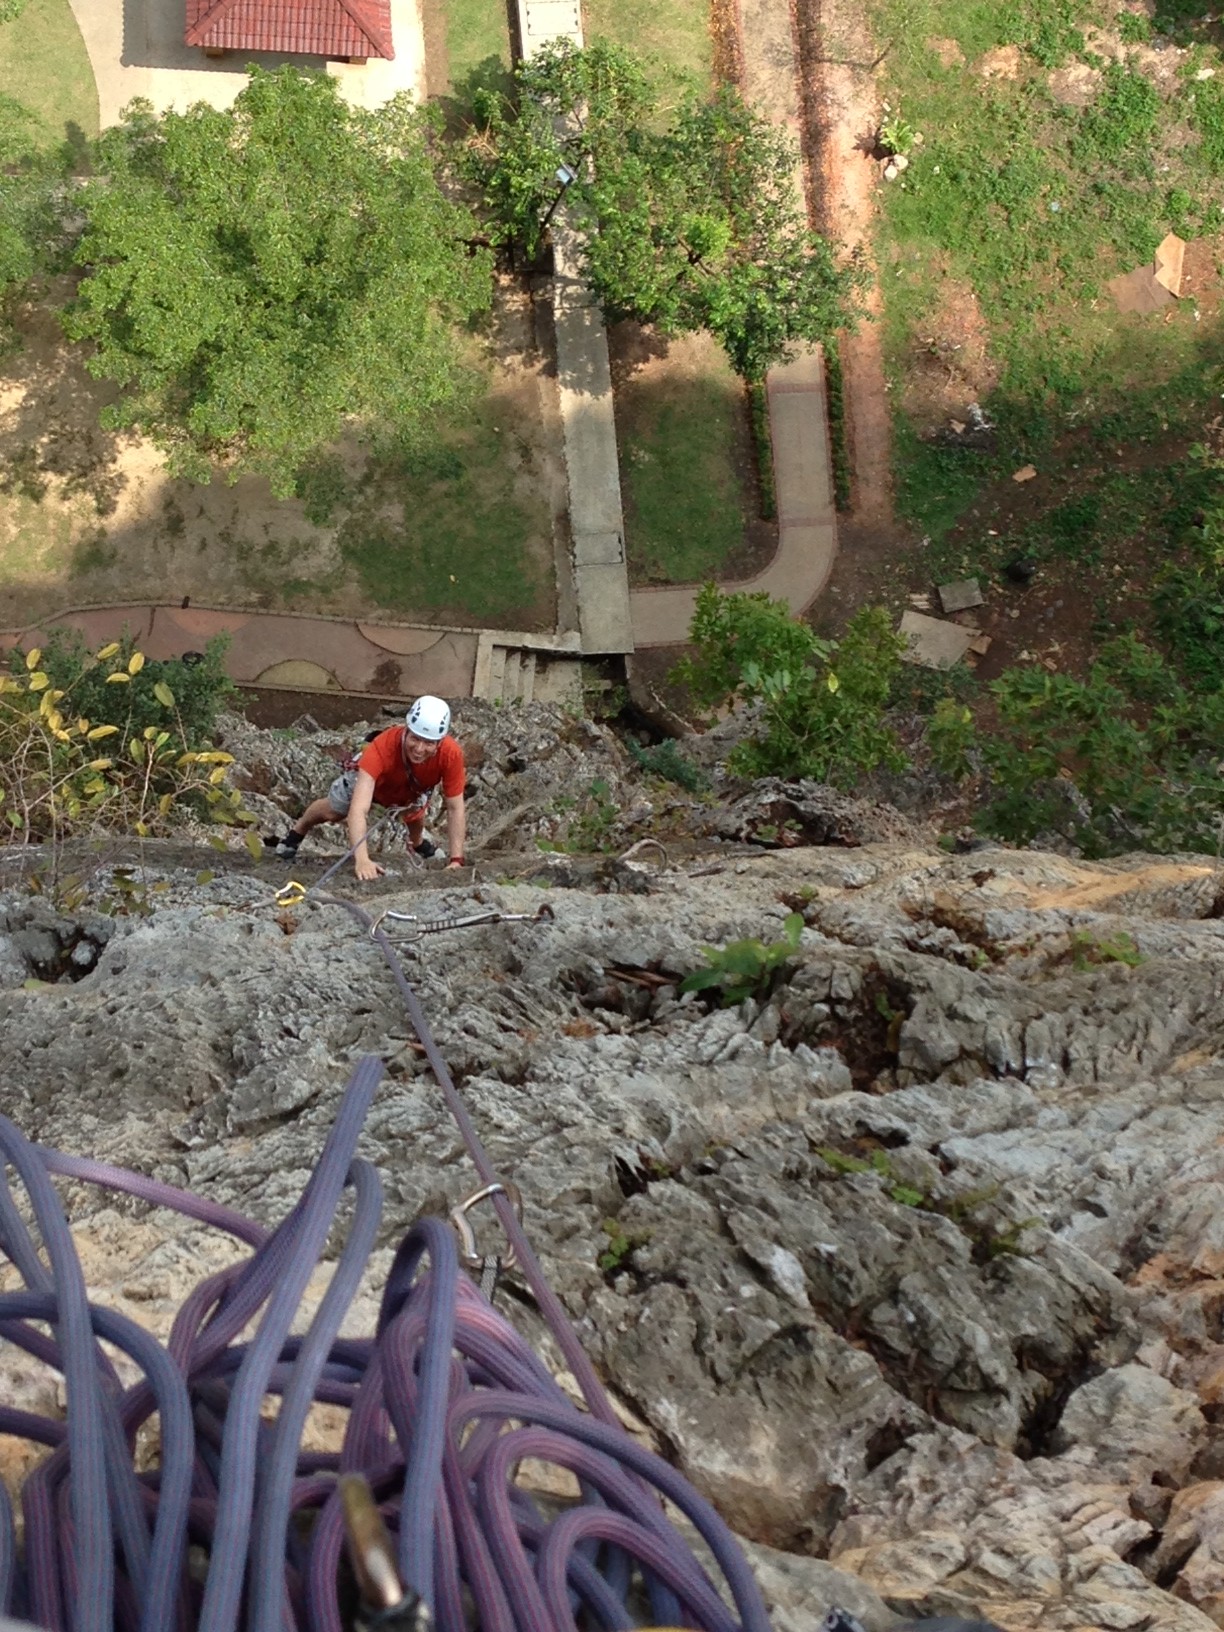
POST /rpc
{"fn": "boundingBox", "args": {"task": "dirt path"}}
[803,0,894,533]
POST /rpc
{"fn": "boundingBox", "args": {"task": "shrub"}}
[18,630,237,748]
[674,587,907,787]
[0,638,253,844]
[941,634,1224,856]
[628,738,709,792]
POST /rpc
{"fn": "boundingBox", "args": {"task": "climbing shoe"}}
[413,837,437,859]
[275,832,303,860]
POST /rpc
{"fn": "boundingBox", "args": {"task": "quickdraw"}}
[368,902,556,943]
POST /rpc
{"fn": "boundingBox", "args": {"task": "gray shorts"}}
[327,770,430,818]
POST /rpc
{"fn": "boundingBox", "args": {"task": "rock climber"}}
[268,695,467,881]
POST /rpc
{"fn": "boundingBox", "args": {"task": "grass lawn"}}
[424,0,511,92]
[332,377,554,627]
[582,0,712,93]
[614,330,754,584]
[870,0,1224,539]
[0,0,97,151]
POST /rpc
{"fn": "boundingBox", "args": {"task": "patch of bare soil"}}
[1047,63,1103,107]
[797,0,894,533]
[898,274,1001,436]
[0,277,560,635]
[1084,20,1193,90]
[927,37,965,68]
[975,45,1024,80]
[1182,237,1223,316]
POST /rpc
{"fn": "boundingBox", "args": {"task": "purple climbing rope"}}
[0,1050,772,1632]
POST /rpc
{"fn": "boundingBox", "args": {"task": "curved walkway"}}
[0,603,483,697]
[626,0,839,649]
[628,347,836,647]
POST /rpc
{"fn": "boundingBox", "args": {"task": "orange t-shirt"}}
[357,729,465,808]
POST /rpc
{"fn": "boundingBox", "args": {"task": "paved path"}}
[515,0,634,656]
[627,0,839,649]
[69,0,424,128]
[0,604,482,698]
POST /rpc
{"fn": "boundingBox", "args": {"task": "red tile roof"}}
[185,0,394,60]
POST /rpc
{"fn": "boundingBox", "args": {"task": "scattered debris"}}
[1109,232,1186,314]
[1012,464,1037,483]
[899,611,981,669]
[1154,232,1185,297]
[968,632,993,655]
[938,578,985,614]
[908,592,932,610]
[1005,555,1038,584]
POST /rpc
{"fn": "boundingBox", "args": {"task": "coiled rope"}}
[0,858,774,1632]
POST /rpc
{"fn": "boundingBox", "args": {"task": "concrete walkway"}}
[0,604,476,698]
[629,349,836,646]
[515,0,634,656]
[627,0,839,648]
[69,0,425,128]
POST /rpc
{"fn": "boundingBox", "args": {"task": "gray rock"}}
[14,715,1224,1626]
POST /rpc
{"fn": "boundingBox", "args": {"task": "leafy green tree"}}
[675,586,906,786]
[65,68,492,494]
[463,41,858,379]
[0,94,72,347]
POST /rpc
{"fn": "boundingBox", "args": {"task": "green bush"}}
[628,737,710,792]
[15,630,237,751]
[674,587,907,787]
[944,634,1224,856]
[0,637,251,843]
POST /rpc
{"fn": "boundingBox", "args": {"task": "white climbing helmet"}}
[406,695,451,742]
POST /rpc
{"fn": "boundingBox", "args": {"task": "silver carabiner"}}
[449,1181,523,1273]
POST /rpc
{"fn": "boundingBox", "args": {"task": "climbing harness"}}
[369,903,555,943]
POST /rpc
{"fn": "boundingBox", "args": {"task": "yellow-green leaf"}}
[143,725,157,740]
[208,766,227,785]
[27,673,49,692]
[244,829,264,863]
[95,642,120,660]
[105,672,130,685]
[86,758,113,771]
[208,834,229,852]
[87,724,119,740]
[153,681,175,709]
[129,738,144,763]
[76,718,90,735]
[24,647,41,671]
[826,672,840,693]
[46,712,63,733]
[128,651,146,675]
[158,792,173,815]
[134,820,149,837]
[195,870,214,886]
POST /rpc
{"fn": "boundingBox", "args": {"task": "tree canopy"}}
[462,41,859,380]
[0,93,69,345]
[65,68,492,494]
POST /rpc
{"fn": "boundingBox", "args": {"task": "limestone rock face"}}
[11,713,1224,1628]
